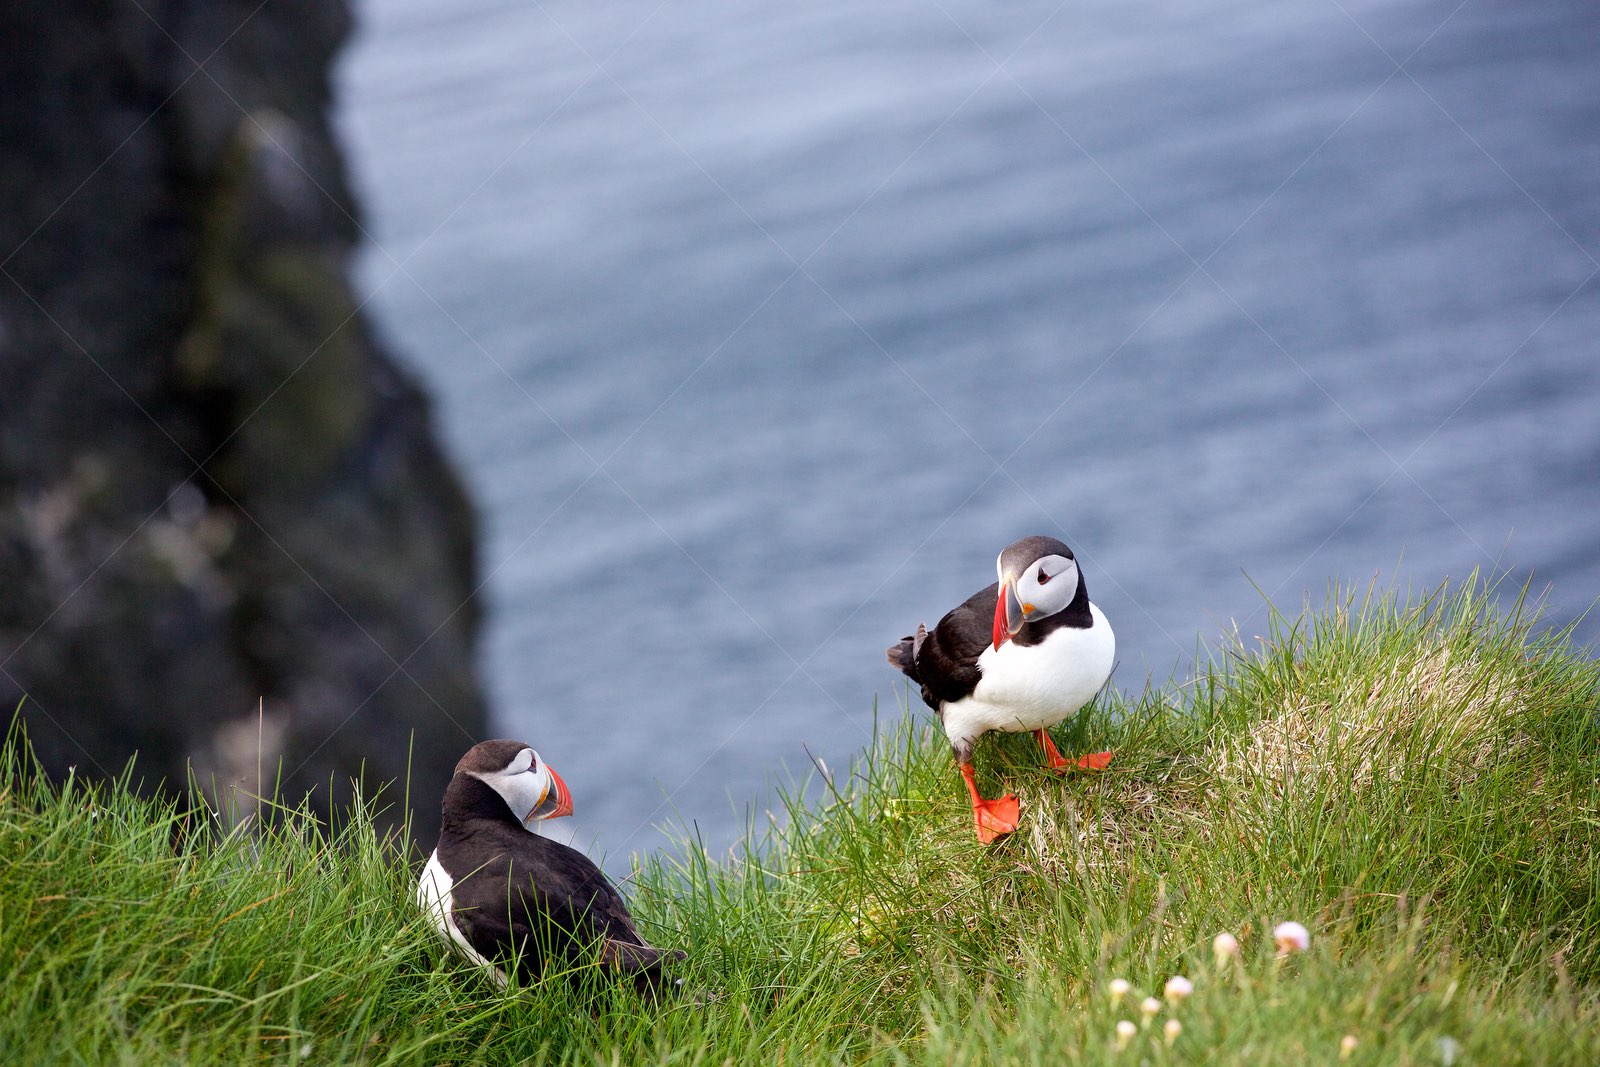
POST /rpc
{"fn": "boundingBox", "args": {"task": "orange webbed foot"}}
[972,793,1020,843]
[960,761,1021,842]
[1072,750,1113,772]
[1036,729,1113,774]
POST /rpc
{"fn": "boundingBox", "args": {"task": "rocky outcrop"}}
[0,1,487,841]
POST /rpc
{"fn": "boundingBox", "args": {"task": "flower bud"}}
[1273,920,1310,955]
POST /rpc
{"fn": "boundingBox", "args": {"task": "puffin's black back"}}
[888,583,996,710]
[436,775,678,994]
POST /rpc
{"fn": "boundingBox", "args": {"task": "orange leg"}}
[959,761,1019,843]
[1035,729,1113,773]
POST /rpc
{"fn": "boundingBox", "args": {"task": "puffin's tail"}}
[607,940,691,1000]
[635,948,692,1000]
[885,624,927,681]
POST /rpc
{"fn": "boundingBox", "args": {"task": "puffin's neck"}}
[440,773,524,836]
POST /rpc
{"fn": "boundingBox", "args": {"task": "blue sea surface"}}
[334,0,1600,866]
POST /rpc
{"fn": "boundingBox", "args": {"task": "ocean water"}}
[333,0,1600,866]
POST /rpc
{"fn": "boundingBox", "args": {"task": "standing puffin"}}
[417,739,683,994]
[887,536,1115,842]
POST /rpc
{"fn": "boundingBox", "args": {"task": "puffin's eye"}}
[1036,569,1052,585]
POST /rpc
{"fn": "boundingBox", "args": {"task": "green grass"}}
[3,576,1598,1064]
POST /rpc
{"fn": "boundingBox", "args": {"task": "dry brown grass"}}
[1013,755,1209,890]
[1209,644,1534,799]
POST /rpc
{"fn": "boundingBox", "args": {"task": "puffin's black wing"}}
[536,838,639,934]
[448,829,675,991]
[887,582,997,710]
[506,842,685,995]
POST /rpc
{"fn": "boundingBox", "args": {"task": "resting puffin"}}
[417,739,683,995]
[887,535,1115,842]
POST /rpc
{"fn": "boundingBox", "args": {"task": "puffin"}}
[886,535,1115,842]
[417,739,683,995]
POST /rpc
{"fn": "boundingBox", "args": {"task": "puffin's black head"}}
[993,535,1083,649]
[452,739,574,829]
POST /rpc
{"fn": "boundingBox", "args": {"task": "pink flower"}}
[1212,931,1240,967]
[1273,920,1311,955]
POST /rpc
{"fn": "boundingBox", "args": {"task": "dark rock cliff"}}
[0,1,487,842]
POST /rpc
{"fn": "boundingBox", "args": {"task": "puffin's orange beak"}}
[526,766,574,823]
[993,577,1026,649]
[546,767,573,819]
[993,583,1010,650]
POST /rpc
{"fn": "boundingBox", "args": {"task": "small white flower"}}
[1163,975,1193,1003]
[1114,1019,1137,1051]
[1273,920,1311,955]
[1212,930,1240,967]
[1139,996,1162,1026]
[1164,1018,1182,1047]
[1108,977,1131,1005]
[298,1041,314,1059]
[1436,1036,1459,1067]
[1339,1034,1358,1060]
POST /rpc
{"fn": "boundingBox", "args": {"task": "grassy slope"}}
[2,578,1597,1064]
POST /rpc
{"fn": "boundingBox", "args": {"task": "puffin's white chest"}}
[417,849,508,987]
[941,604,1115,749]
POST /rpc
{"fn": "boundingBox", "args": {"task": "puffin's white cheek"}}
[513,778,535,819]
[517,772,552,824]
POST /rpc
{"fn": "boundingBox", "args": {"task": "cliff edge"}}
[0,0,488,841]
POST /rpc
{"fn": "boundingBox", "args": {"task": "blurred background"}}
[334,0,1598,864]
[3,0,1595,869]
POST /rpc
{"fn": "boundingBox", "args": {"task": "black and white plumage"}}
[417,740,682,995]
[887,535,1115,841]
